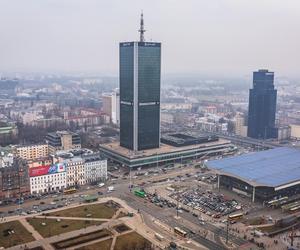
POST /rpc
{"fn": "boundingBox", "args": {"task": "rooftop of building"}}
[100,137,231,159]
[161,133,219,147]
[55,149,105,162]
[47,131,79,137]
[206,147,300,188]
[15,143,48,149]
[62,157,84,164]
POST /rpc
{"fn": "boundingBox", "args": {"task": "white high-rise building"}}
[102,89,120,125]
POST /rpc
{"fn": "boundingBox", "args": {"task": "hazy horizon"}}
[1,0,300,77]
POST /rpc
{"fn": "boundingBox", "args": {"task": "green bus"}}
[134,190,146,198]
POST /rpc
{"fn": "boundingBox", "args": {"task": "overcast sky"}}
[0,0,299,77]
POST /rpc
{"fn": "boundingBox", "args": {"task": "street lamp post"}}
[226,217,229,244]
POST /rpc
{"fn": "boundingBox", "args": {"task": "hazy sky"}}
[0,0,299,77]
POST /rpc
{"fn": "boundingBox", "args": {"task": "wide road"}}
[117,190,226,250]
[114,187,249,249]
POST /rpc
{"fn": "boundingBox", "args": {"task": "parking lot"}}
[170,187,241,217]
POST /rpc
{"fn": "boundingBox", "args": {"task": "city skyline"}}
[0,0,299,77]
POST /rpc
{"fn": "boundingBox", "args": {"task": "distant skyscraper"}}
[119,13,161,151]
[247,69,277,139]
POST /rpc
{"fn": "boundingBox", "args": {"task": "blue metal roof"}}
[206,147,300,187]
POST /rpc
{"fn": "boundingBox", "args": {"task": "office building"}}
[46,131,81,154]
[247,69,277,139]
[119,13,161,151]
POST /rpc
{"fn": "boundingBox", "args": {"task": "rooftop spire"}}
[138,11,146,42]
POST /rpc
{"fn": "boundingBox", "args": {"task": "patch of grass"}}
[75,238,112,250]
[115,232,152,250]
[47,202,117,219]
[243,217,266,225]
[27,218,102,238]
[53,229,111,249]
[259,224,280,233]
[0,220,35,248]
[114,224,130,233]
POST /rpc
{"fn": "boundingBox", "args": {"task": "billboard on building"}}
[29,163,66,177]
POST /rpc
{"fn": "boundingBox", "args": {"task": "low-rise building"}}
[291,124,300,139]
[0,125,18,137]
[27,157,52,169]
[234,114,248,137]
[15,144,49,161]
[83,154,107,184]
[0,158,30,199]
[64,158,85,188]
[0,146,14,168]
[29,163,67,194]
[277,126,291,141]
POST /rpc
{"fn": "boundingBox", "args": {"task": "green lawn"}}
[47,202,117,219]
[115,232,152,250]
[27,218,102,238]
[0,220,35,248]
[75,238,112,250]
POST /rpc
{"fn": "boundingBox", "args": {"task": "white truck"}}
[98,183,105,188]
[107,186,115,192]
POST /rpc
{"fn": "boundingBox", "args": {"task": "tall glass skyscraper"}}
[247,69,277,139]
[119,14,161,151]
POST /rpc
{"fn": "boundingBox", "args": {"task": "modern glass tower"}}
[247,69,277,139]
[119,13,161,151]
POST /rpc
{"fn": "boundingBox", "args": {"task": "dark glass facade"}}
[247,69,277,139]
[119,42,161,150]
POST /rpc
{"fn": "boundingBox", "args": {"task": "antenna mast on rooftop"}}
[139,11,146,42]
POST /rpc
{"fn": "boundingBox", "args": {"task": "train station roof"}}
[206,147,300,189]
